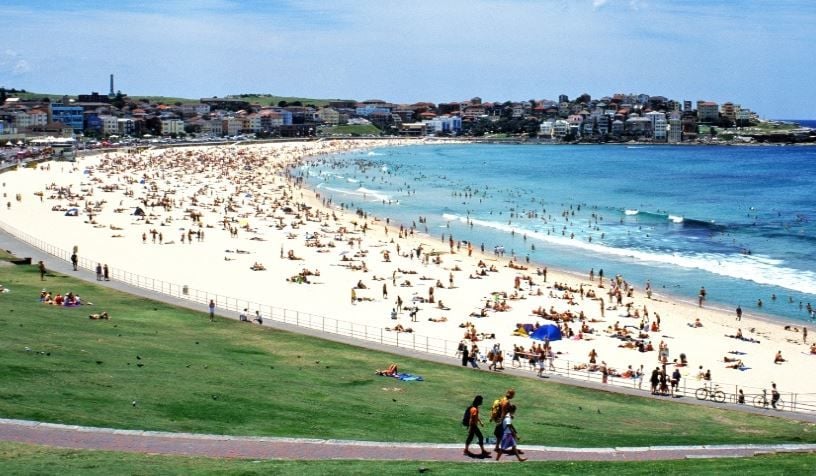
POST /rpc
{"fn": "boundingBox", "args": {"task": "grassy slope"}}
[224,95,346,107]
[321,124,381,136]
[0,263,814,447]
[0,441,814,475]
[5,91,343,107]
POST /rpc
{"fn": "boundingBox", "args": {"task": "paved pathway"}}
[1,418,814,461]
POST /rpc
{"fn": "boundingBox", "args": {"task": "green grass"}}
[0,441,814,475]
[0,263,815,447]
[321,124,381,136]
[131,95,199,105]
[4,90,340,107]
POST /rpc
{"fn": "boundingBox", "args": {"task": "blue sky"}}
[1,0,813,118]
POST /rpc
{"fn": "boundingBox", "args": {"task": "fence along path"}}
[1,217,815,417]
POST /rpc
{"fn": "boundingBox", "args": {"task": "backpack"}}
[489,398,503,422]
[462,405,473,427]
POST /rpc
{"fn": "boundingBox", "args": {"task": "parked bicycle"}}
[695,383,726,403]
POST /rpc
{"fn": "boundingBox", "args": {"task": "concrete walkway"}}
[1,418,814,461]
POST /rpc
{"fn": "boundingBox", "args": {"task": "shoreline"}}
[0,140,813,397]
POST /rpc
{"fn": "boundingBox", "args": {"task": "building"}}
[736,107,753,125]
[668,112,682,143]
[720,102,736,122]
[645,111,667,141]
[240,114,262,133]
[696,101,719,123]
[222,117,242,136]
[50,105,85,133]
[180,103,211,116]
[597,115,611,136]
[77,92,110,104]
[201,119,222,137]
[100,115,119,135]
[539,120,554,138]
[553,119,570,138]
[625,116,652,137]
[611,119,624,137]
[160,118,185,136]
[117,118,136,136]
[316,107,340,125]
[424,115,462,135]
[355,105,390,117]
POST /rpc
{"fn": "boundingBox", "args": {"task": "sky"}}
[1,0,813,118]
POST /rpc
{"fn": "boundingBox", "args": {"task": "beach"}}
[0,140,813,397]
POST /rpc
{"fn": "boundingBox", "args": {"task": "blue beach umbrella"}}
[530,324,562,342]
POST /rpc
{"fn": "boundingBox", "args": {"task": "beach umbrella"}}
[530,324,562,342]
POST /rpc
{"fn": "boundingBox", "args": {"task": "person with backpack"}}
[491,388,515,452]
[463,395,490,457]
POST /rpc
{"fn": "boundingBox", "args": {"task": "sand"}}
[0,140,812,398]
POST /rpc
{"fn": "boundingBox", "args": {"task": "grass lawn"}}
[321,124,381,136]
[0,263,815,447]
[0,441,814,475]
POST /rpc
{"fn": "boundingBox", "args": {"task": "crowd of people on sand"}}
[16,140,814,402]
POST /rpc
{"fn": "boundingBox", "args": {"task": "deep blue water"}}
[779,119,816,129]
[301,144,816,323]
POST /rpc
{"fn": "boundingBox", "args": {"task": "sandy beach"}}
[0,140,813,398]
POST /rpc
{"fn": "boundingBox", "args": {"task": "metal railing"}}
[1,216,814,415]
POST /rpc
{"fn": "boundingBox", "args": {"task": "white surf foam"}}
[443,213,816,295]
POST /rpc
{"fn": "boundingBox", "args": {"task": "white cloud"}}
[13,59,31,75]
[593,0,608,9]
[0,50,32,76]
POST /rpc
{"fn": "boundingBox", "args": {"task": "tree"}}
[111,91,126,109]
[277,100,288,107]
[143,117,161,136]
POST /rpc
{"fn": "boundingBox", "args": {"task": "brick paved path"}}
[1,418,814,461]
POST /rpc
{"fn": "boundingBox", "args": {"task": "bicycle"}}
[695,383,726,403]
[753,390,785,410]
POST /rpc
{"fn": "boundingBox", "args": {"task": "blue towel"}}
[396,373,424,381]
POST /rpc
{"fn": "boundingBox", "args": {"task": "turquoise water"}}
[300,144,816,323]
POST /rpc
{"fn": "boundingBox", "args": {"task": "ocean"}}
[300,143,816,323]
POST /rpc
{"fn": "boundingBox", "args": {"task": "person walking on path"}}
[495,405,526,462]
[463,395,490,458]
[95,263,103,281]
[208,300,215,322]
[492,388,515,452]
[70,252,78,271]
[38,260,46,281]
[103,264,110,281]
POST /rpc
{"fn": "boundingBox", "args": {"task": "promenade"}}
[1,417,814,462]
